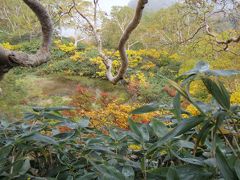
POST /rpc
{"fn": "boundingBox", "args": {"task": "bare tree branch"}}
[116,0,148,84]
[72,0,148,84]
[205,23,240,51]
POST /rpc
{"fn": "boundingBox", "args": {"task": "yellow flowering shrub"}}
[169,53,181,61]
[54,40,75,53]
[138,49,161,59]
[128,144,142,151]
[0,42,17,50]
[88,48,181,82]
[231,90,240,104]
[70,51,85,62]
[189,80,209,100]
[141,62,156,70]
[185,104,200,116]
[130,72,147,85]
[90,57,106,77]
[85,102,161,129]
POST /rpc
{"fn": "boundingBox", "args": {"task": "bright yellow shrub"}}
[0,42,17,50]
[231,91,240,104]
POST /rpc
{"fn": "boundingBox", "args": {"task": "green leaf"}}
[234,159,240,179]
[175,140,194,149]
[109,129,118,141]
[168,79,190,101]
[176,165,212,180]
[150,119,168,138]
[128,119,143,142]
[122,166,134,179]
[92,163,125,180]
[78,117,90,128]
[12,159,31,176]
[147,167,169,179]
[195,120,213,149]
[139,124,149,142]
[147,116,204,155]
[19,159,31,175]
[76,173,97,180]
[216,146,236,180]
[32,106,75,112]
[207,70,240,76]
[0,145,12,160]
[173,93,181,119]
[183,61,210,76]
[171,150,204,166]
[23,133,58,145]
[167,167,179,180]
[23,113,37,121]
[41,112,71,122]
[131,103,159,114]
[213,111,228,135]
[202,78,230,110]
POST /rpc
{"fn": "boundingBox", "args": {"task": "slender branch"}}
[205,23,240,51]
[115,0,148,84]
[73,0,148,84]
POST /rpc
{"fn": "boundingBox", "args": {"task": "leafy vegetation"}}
[0,63,239,179]
[0,0,240,179]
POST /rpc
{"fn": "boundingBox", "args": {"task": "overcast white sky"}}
[98,0,130,13]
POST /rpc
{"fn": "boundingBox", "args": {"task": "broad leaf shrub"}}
[0,62,240,179]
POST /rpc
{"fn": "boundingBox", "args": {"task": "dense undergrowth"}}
[0,62,239,179]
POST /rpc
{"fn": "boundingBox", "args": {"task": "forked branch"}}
[72,0,148,84]
[205,24,240,51]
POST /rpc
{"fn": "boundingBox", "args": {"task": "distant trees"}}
[185,0,240,52]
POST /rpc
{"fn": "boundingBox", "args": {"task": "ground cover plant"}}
[0,63,239,179]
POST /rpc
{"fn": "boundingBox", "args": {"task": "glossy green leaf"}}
[150,119,168,138]
[202,78,230,110]
[32,106,75,112]
[23,133,58,145]
[167,167,179,180]
[122,166,134,179]
[207,70,240,76]
[12,159,31,176]
[131,103,159,114]
[128,119,143,142]
[147,116,204,155]
[234,159,240,179]
[216,147,236,180]
[173,93,181,119]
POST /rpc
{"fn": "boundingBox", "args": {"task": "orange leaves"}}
[57,126,73,133]
[64,83,163,130]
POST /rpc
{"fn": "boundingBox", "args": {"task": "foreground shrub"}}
[0,62,239,179]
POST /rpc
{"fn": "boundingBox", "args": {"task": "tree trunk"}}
[0,0,53,79]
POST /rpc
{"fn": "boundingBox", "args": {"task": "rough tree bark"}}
[0,0,53,80]
[72,0,148,84]
[205,24,240,51]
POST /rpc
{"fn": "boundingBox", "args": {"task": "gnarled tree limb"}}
[205,24,240,51]
[114,0,148,84]
[0,0,53,79]
[72,0,148,84]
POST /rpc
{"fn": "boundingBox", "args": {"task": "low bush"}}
[0,62,239,179]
